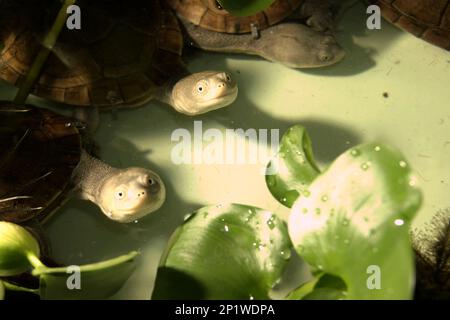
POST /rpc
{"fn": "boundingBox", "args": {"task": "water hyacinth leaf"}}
[0,222,41,276]
[288,143,422,299]
[302,274,347,300]
[285,278,317,300]
[217,0,276,16]
[266,125,320,208]
[152,204,291,299]
[35,251,139,300]
[286,273,346,300]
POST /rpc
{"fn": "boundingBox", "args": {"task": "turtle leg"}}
[293,0,337,32]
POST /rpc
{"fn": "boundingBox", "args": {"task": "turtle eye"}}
[115,188,126,200]
[196,81,208,94]
[319,52,332,62]
[148,178,154,185]
[225,73,231,82]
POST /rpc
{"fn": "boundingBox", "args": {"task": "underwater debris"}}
[412,208,450,300]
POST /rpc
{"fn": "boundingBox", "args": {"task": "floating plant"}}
[154,125,423,299]
[0,222,138,300]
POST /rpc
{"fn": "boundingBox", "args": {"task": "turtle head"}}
[96,168,166,223]
[171,71,238,115]
[260,23,345,68]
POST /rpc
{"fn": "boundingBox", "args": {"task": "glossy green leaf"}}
[302,274,347,300]
[217,0,276,16]
[35,251,139,300]
[288,143,422,299]
[266,125,320,208]
[0,222,42,276]
[286,273,346,300]
[285,278,317,300]
[152,204,291,299]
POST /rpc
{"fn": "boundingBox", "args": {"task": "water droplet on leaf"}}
[280,250,291,260]
[361,162,370,170]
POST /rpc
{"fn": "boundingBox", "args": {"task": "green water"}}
[0,2,449,299]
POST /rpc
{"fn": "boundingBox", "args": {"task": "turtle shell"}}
[0,0,185,107]
[0,102,81,223]
[376,0,450,50]
[167,0,304,33]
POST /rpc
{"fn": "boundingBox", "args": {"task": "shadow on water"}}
[181,51,364,163]
[302,1,379,77]
[219,93,362,163]
[115,89,362,165]
[302,0,404,77]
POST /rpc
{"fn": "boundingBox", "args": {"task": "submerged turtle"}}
[0,0,238,117]
[375,0,450,50]
[167,0,346,68]
[0,102,166,224]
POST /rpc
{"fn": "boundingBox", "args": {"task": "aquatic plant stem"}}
[13,0,76,105]
[26,252,47,272]
[2,281,39,294]
[31,250,139,276]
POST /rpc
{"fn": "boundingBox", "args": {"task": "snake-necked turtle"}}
[0,102,166,224]
[375,0,450,50]
[0,0,238,116]
[167,0,346,68]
